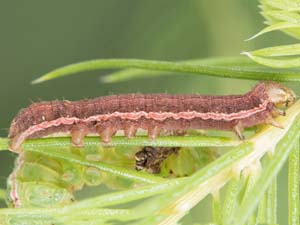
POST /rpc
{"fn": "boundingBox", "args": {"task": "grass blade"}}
[221,177,240,225]
[288,139,300,225]
[31,57,300,83]
[212,191,221,225]
[257,192,267,224]
[266,177,277,224]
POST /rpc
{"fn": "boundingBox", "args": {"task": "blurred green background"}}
[0,0,295,223]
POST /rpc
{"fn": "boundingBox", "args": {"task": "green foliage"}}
[288,141,300,225]
[243,0,300,68]
[32,57,300,83]
[0,101,300,224]
[0,1,300,224]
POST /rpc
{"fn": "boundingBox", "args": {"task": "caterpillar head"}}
[264,81,296,107]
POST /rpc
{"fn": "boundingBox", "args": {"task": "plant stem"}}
[233,118,300,225]
[257,192,267,224]
[62,178,186,212]
[0,135,239,152]
[32,58,300,84]
[288,139,300,225]
[221,177,240,225]
[266,177,277,224]
[212,191,221,225]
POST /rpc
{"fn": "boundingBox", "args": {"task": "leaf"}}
[249,43,300,57]
[31,57,300,83]
[243,52,300,68]
[262,10,300,24]
[288,140,300,225]
[246,22,300,41]
[233,119,300,225]
[0,135,238,152]
[261,0,300,11]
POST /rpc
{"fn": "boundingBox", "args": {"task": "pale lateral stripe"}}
[13,99,269,150]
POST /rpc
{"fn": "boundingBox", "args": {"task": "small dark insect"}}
[135,146,180,173]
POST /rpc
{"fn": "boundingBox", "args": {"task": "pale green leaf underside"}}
[244,0,300,68]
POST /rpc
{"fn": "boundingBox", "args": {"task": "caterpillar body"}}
[8,82,295,152]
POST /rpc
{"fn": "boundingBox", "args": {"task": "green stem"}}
[257,192,267,224]
[62,178,186,212]
[212,191,221,225]
[221,177,240,225]
[136,142,254,225]
[101,57,259,83]
[233,118,300,225]
[239,163,261,225]
[266,177,277,224]
[58,209,137,222]
[0,135,238,152]
[288,139,300,225]
[32,58,300,84]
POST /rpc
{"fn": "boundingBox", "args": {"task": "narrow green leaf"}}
[243,52,300,68]
[233,118,300,225]
[0,135,239,152]
[262,0,300,12]
[266,178,277,224]
[58,209,138,223]
[31,57,300,83]
[212,192,221,225]
[135,142,254,225]
[247,215,256,225]
[239,163,261,225]
[101,57,258,83]
[262,10,300,24]
[247,22,300,41]
[101,68,159,83]
[257,192,267,224]
[64,178,186,211]
[221,177,241,225]
[240,162,261,204]
[250,44,300,57]
[288,139,300,225]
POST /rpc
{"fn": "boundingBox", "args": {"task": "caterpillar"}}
[8,81,295,152]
